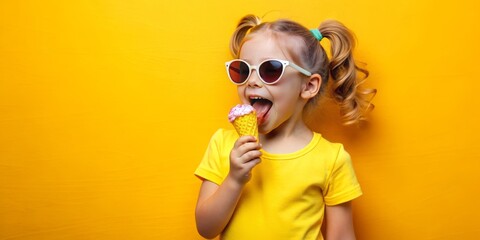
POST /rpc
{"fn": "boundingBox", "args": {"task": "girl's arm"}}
[195,178,242,239]
[324,201,357,240]
[195,136,261,239]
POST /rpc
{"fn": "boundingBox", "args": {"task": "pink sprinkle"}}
[228,104,255,122]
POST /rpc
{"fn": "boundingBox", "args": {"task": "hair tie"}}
[310,29,323,41]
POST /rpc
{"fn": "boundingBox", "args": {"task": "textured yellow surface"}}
[1,0,479,239]
[232,112,258,139]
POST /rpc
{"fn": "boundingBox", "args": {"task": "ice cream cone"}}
[228,104,258,139]
[232,112,258,138]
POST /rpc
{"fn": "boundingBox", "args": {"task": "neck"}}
[263,119,310,139]
[259,109,313,154]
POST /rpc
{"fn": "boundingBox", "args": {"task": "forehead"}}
[239,31,303,63]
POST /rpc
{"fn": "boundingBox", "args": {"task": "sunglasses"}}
[225,59,312,85]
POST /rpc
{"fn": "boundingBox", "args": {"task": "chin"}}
[258,124,276,136]
[258,127,269,135]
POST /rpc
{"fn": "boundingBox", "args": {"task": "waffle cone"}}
[232,112,258,139]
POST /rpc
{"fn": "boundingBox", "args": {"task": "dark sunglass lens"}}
[229,61,250,83]
[259,60,283,83]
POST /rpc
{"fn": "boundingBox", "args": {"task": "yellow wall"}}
[1,1,479,239]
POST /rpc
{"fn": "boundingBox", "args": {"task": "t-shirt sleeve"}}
[194,129,231,185]
[323,145,362,206]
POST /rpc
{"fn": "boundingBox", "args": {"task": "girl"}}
[195,14,375,240]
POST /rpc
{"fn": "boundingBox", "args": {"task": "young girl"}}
[195,14,375,240]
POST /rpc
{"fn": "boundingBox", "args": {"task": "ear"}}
[301,73,321,100]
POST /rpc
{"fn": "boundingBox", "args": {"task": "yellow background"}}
[1,0,479,239]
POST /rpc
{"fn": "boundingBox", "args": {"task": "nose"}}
[247,69,263,88]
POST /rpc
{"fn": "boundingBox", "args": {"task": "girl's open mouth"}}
[250,97,272,125]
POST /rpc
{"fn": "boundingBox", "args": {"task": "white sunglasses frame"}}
[225,59,312,85]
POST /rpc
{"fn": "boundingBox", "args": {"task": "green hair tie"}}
[310,29,323,41]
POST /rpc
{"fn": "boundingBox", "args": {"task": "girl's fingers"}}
[246,157,261,167]
[233,144,262,164]
[243,150,262,162]
[238,141,261,153]
[233,136,257,148]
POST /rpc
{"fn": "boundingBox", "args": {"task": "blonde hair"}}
[229,14,376,125]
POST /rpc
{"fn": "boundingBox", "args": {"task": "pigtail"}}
[230,15,262,58]
[319,20,376,125]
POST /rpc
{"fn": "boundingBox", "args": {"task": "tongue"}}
[252,100,272,124]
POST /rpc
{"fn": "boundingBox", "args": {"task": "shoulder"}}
[206,128,238,150]
[312,132,350,161]
[195,128,238,184]
[311,133,354,176]
[209,128,238,142]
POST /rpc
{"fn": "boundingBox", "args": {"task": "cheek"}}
[271,88,295,105]
[276,78,303,97]
[271,82,302,107]
[236,86,248,103]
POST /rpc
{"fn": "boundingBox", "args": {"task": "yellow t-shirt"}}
[195,129,362,240]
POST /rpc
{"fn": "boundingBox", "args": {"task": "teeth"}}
[250,96,262,105]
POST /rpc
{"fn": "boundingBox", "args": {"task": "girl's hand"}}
[228,135,262,185]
